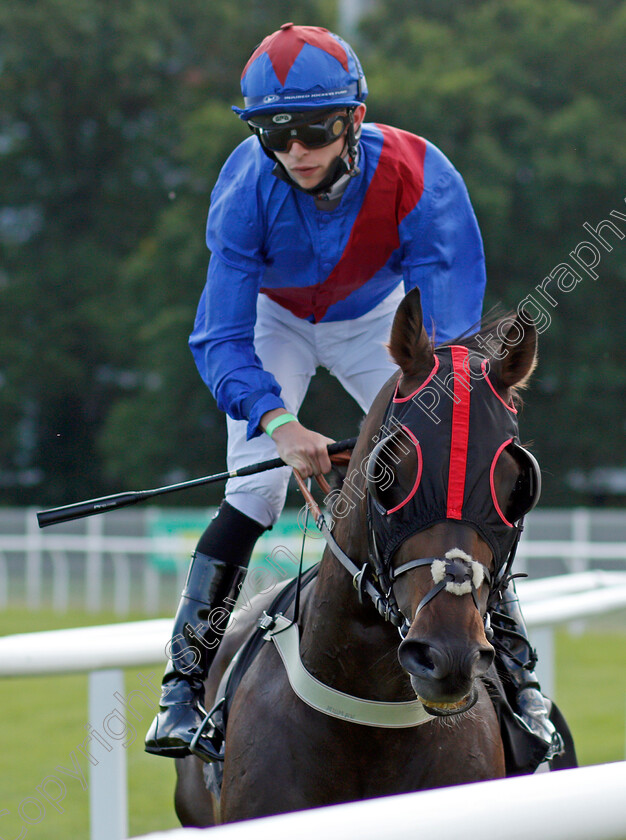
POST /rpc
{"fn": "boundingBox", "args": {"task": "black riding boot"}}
[495,582,564,761]
[145,502,265,758]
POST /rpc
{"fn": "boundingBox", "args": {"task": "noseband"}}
[392,549,491,625]
[363,518,495,638]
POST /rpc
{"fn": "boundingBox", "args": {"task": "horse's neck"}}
[299,515,413,703]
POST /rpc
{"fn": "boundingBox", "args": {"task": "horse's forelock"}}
[438,308,536,400]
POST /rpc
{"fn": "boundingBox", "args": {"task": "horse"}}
[174,287,545,825]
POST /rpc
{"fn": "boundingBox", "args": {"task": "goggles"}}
[249,111,350,153]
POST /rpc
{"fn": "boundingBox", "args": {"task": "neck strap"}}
[264,614,433,728]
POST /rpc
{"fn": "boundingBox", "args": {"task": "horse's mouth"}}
[418,686,478,717]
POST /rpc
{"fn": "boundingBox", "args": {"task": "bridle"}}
[293,467,517,641]
[366,534,496,639]
[292,350,537,640]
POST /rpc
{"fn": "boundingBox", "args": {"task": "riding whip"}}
[36,438,357,528]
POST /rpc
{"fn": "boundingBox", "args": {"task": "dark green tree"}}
[2,0,624,507]
[361,0,626,504]
[0,0,334,505]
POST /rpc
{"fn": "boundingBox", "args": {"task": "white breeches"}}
[225,286,403,528]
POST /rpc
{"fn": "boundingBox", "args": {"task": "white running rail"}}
[1,572,626,840]
[130,761,626,840]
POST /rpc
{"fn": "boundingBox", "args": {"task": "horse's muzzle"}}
[397,638,494,715]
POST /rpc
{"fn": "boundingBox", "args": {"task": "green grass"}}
[0,609,180,840]
[0,608,625,839]
[555,623,626,765]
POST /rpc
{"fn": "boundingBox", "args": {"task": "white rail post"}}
[51,550,70,612]
[571,508,591,574]
[569,508,591,634]
[88,669,128,840]
[0,551,8,608]
[86,517,105,612]
[113,554,131,616]
[143,564,160,615]
[26,506,43,609]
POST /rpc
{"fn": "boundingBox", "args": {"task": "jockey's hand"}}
[261,411,334,478]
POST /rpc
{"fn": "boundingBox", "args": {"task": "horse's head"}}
[360,288,540,716]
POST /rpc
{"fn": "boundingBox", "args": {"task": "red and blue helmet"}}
[233,23,368,121]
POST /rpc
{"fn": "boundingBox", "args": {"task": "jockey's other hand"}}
[263,413,334,478]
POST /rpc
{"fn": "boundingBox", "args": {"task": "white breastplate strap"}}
[265,615,434,728]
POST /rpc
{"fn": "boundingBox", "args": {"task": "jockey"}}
[145,23,561,761]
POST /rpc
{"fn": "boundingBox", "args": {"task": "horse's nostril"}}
[473,646,495,677]
[398,640,444,678]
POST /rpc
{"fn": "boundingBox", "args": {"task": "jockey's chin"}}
[274,136,347,190]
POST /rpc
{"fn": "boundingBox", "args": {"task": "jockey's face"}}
[274,105,366,190]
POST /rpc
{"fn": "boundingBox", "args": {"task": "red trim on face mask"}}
[481,360,517,413]
[385,425,423,515]
[446,346,471,519]
[490,437,515,527]
[393,356,440,402]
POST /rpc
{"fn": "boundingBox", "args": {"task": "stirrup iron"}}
[190,699,226,764]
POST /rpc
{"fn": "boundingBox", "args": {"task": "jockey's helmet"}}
[232,23,368,121]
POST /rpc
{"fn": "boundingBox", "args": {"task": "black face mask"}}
[366,346,541,572]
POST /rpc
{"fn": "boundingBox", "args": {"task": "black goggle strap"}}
[488,518,525,610]
[364,501,404,626]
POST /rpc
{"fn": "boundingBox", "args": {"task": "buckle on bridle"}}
[258,610,276,631]
[484,611,494,641]
[352,564,369,606]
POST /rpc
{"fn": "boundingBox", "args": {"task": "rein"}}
[292,470,407,630]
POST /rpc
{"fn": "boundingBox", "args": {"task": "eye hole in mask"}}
[366,427,422,515]
[491,440,542,526]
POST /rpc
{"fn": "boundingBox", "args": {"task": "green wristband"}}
[265,413,298,438]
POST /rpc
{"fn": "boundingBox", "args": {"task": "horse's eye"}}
[491,442,542,526]
[366,429,421,514]
[505,447,541,522]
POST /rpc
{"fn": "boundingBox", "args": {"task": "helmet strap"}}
[345,107,361,178]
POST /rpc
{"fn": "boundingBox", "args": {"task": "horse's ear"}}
[388,288,434,377]
[489,310,538,389]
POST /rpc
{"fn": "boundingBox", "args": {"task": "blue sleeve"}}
[188,140,285,439]
[401,146,486,344]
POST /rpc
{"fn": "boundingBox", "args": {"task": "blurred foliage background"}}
[1,0,624,509]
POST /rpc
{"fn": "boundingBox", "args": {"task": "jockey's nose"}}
[285,139,309,155]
